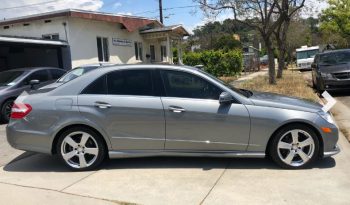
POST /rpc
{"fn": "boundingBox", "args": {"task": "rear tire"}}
[56,127,106,171]
[269,124,320,169]
[1,99,14,123]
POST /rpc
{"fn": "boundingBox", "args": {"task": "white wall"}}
[68,18,162,67]
[0,17,69,41]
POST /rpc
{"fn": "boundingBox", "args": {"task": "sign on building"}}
[112,38,132,47]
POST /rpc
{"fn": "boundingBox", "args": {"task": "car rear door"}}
[159,69,250,151]
[78,69,166,150]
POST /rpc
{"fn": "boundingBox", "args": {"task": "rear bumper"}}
[323,144,340,158]
[6,123,52,154]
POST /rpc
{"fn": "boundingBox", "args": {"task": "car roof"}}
[4,67,64,72]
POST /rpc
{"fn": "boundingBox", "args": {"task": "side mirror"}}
[219,92,234,104]
[29,79,40,89]
[311,63,317,69]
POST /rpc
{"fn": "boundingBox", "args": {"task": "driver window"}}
[25,70,49,84]
[160,70,222,100]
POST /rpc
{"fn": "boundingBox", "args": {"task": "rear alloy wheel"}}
[1,99,14,123]
[270,125,320,169]
[57,127,106,170]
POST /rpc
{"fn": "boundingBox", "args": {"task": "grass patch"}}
[236,70,320,103]
[219,76,239,84]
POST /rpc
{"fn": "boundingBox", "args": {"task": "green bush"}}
[183,49,243,77]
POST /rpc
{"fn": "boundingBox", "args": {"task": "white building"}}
[0,9,189,71]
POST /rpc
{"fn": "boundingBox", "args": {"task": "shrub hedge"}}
[183,49,243,77]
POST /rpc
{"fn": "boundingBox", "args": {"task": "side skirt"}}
[108,150,265,159]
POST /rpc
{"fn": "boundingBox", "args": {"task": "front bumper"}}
[323,78,350,90]
[323,144,340,158]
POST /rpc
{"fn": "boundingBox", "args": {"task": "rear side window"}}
[50,69,66,79]
[82,75,107,94]
[81,69,153,96]
[160,70,222,100]
[107,70,153,96]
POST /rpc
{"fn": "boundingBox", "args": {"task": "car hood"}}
[249,91,322,113]
[39,82,63,90]
[319,63,350,73]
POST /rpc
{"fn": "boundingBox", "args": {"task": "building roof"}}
[0,9,162,32]
[0,35,68,46]
[140,25,189,36]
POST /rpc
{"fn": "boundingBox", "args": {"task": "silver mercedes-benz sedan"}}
[6,65,340,170]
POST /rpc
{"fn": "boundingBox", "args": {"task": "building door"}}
[150,45,155,62]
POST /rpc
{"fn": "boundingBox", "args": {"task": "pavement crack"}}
[199,160,230,205]
[0,181,135,205]
[59,170,98,192]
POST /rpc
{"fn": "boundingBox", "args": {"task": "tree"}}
[274,0,306,78]
[196,0,287,84]
[320,0,350,47]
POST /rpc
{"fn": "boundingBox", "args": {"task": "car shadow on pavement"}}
[3,153,336,172]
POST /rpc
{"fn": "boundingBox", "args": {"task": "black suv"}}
[312,49,350,93]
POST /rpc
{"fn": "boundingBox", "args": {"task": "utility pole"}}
[159,0,163,24]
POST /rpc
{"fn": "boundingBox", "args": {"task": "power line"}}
[0,0,60,11]
[134,5,200,15]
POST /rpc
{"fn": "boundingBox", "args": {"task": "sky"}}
[0,0,329,33]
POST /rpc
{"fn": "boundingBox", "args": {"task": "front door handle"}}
[94,101,111,109]
[169,106,186,113]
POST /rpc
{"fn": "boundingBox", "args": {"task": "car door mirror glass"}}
[219,92,234,104]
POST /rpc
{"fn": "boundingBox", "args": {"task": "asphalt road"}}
[0,123,350,205]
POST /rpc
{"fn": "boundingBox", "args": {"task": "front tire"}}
[269,124,320,169]
[56,127,106,171]
[1,99,14,123]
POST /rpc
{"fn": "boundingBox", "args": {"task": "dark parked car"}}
[0,67,66,122]
[40,63,115,89]
[312,49,350,93]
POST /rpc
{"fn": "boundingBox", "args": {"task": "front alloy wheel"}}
[270,125,319,169]
[57,127,106,170]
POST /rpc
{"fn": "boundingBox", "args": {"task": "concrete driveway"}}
[0,123,350,205]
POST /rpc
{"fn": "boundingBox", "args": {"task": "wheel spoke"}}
[63,151,76,161]
[299,138,313,148]
[84,148,98,156]
[278,141,292,150]
[79,154,87,168]
[284,151,295,164]
[291,130,299,143]
[64,136,78,148]
[298,150,310,162]
[80,133,90,146]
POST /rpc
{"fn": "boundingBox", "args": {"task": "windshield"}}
[196,69,251,97]
[296,49,319,60]
[57,66,97,83]
[319,51,350,66]
[0,71,24,86]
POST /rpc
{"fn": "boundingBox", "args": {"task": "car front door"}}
[78,69,165,150]
[160,69,250,151]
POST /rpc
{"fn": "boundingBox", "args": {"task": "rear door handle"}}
[94,101,111,109]
[169,106,186,113]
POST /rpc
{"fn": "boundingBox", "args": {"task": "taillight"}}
[10,103,32,119]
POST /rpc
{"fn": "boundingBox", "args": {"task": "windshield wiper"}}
[240,89,253,98]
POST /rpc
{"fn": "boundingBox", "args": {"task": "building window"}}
[97,37,109,62]
[161,45,167,61]
[42,34,59,40]
[134,42,143,61]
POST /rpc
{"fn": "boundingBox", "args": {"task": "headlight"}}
[318,111,335,124]
[320,72,333,79]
